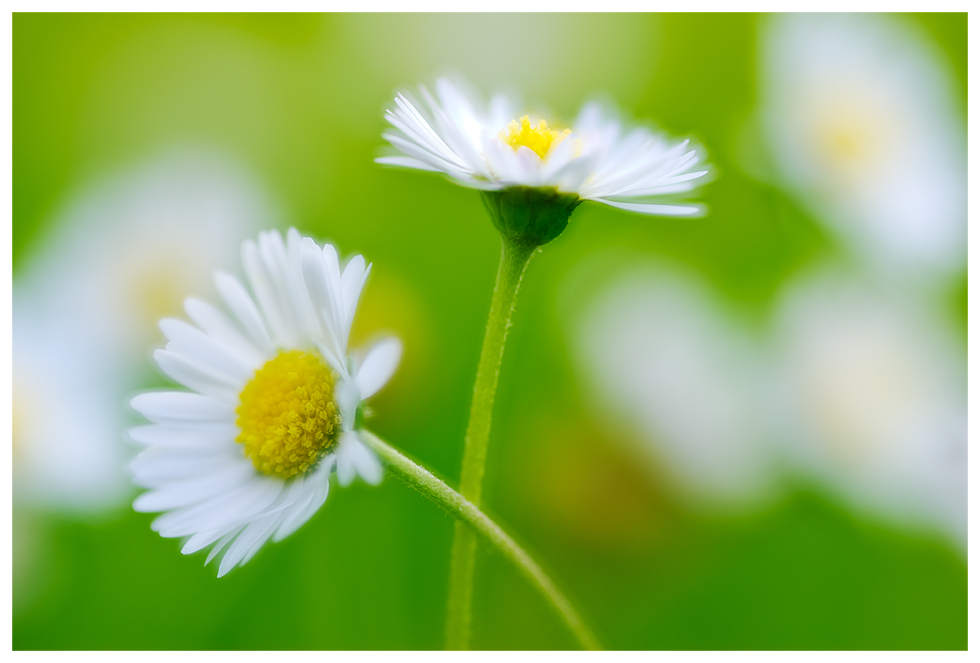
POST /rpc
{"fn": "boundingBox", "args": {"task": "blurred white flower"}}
[757,14,965,278]
[572,264,777,510]
[17,152,280,369]
[771,269,966,550]
[378,78,709,216]
[130,229,401,577]
[13,308,128,512]
[12,151,276,513]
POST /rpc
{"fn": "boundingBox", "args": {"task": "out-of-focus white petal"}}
[348,434,384,486]
[354,337,402,400]
[335,431,382,487]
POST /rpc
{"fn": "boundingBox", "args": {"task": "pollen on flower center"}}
[500,115,571,159]
[236,350,340,479]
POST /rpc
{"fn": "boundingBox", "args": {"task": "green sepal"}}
[480,186,583,249]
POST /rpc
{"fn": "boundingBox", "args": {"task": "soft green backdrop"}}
[13,13,967,650]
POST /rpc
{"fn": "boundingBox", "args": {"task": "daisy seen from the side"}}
[378,78,710,247]
[376,78,696,648]
[129,228,401,577]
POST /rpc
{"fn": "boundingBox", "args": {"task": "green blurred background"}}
[13,13,966,650]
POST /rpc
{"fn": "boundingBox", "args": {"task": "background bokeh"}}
[13,13,967,650]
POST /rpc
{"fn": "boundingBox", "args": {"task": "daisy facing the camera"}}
[129,228,401,577]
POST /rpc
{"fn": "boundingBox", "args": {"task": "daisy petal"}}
[347,434,383,485]
[594,199,705,217]
[131,392,235,424]
[214,272,274,356]
[354,337,402,399]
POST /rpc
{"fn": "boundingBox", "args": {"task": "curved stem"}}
[448,239,535,649]
[360,430,601,651]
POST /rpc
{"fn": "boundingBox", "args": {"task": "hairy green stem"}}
[360,431,601,651]
[447,239,535,649]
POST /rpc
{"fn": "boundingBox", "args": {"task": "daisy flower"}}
[129,228,401,577]
[756,14,965,279]
[572,262,777,510]
[771,268,966,550]
[13,307,129,513]
[377,78,710,245]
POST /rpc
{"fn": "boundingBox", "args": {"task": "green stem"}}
[360,431,601,651]
[447,239,535,649]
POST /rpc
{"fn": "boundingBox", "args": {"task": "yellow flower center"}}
[500,115,570,159]
[236,350,340,479]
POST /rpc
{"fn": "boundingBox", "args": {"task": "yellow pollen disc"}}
[500,115,571,159]
[236,350,340,479]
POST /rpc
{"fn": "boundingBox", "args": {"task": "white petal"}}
[347,434,383,485]
[131,392,235,424]
[335,436,357,487]
[132,461,254,512]
[182,526,235,555]
[130,451,232,486]
[283,228,320,340]
[153,476,282,537]
[301,239,344,355]
[128,423,238,450]
[214,271,274,356]
[383,132,465,174]
[184,298,265,367]
[593,199,704,217]
[341,259,370,337]
[218,512,281,577]
[555,152,599,192]
[153,349,240,403]
[242,238,291,347]
[375,155,444,172]
[159,318,257,383]
[206,529,241,566]
[271,478,319,542]
[335,431,382,486]
[273,463,332,541]
[240,509,289,566]
[354,337,402,400]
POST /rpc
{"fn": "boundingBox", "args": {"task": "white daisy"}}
[13,307,130,513]
[771,269,966,550]
[128,228,402,577]
[571,261,777,511]
[756,14,966,278]
[377,77,710,218]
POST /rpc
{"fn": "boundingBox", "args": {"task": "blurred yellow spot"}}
[805,92,893,179]
[12,385,29,461]
[121,244,208,335]
[236,350,340,479]
[500,115,570,159]
[131,267,186,326]
[817,116,880,171]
